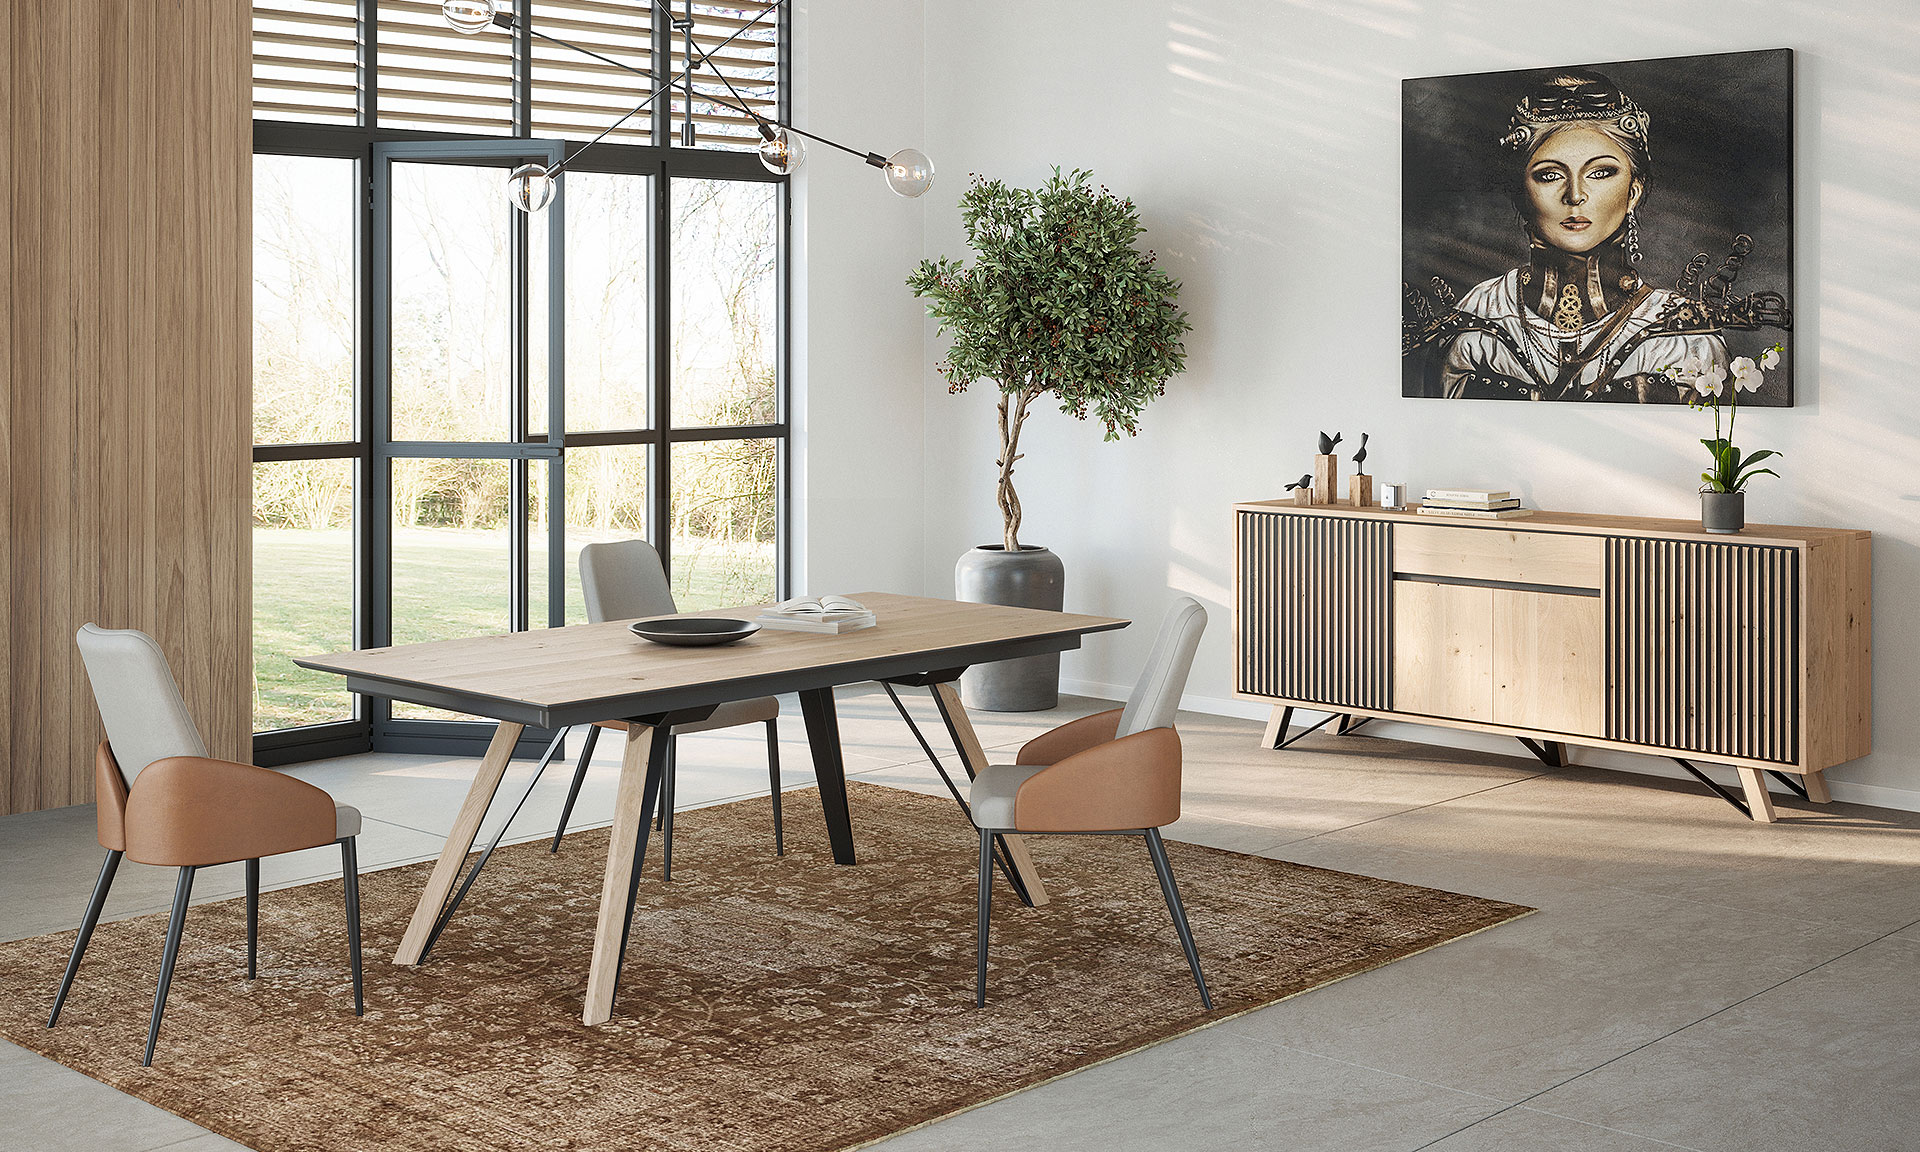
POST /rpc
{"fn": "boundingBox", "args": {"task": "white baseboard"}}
[1060,678,1920,815]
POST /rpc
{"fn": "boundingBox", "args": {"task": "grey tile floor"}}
[5,686,1920,1151]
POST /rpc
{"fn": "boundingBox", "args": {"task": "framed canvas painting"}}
[1402,48,1794,405]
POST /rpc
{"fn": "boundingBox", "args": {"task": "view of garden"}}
[253,156,779,730]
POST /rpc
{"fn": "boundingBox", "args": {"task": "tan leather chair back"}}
[1116,598,1207,737]
[580,539,677,623]
[75,624,208,784]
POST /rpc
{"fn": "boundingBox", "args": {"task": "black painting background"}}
[1402,48,1794,405]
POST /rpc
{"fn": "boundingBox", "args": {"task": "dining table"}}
[296,591,1128,1025]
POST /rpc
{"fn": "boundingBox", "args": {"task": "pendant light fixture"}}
[441,0,934,211]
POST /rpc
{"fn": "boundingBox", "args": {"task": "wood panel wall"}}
[1,0,251,814]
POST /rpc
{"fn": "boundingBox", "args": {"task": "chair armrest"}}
[123,757,340,866]
[1011,727,1182,833]
[1016,708,1123,766]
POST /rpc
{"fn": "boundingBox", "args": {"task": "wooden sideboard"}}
[1232,502,1873,821]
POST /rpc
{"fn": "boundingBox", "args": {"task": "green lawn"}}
[253,527,775,730]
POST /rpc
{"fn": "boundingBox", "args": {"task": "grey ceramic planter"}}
[1701,490,1746,534]
[955,545,1065,711]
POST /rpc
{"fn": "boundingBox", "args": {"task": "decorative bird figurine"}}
[1353,433,1369,472]
[1284,473,1313,492]
[1318,431,1342,455]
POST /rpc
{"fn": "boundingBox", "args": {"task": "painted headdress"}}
[1499,70,1651,164]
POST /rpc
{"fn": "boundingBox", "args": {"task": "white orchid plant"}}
[1667,343,1785,494]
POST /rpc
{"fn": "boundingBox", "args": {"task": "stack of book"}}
[1417,488,1532,520]
[756,595,878,634]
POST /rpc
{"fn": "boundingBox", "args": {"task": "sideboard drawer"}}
[1394,523,1603,589]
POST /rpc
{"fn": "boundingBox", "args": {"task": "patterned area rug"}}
[0,781,1530,1152]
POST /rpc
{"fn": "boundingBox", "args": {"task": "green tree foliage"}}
[908,168,1189,550]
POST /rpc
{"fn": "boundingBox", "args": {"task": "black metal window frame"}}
[253,0,792,764]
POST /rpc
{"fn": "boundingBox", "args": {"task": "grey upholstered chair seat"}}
[599,695,779,736]
[970,765,1048,832]
[334,804,363,840]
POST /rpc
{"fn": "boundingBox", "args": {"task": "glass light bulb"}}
[883,148,934,198]
[442,0,497,34]
[506,163,556,213]
[756,128,806,176]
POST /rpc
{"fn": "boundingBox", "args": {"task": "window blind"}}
[376,0,516,134]
[252,1,360,124]
[251,0,784,150]
[666,3,779,150]
[530,0,655,144]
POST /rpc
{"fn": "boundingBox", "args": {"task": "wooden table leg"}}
[1736,766,1779,823]
[930,682,1050,908]
[798,688,857,865]
[394,721,524,965]
[584,721,666,1027]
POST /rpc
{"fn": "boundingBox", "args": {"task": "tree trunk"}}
[995,386,1038,552]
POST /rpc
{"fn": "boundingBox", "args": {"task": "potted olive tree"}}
[909,169,1189,710]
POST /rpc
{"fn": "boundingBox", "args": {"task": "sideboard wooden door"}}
[1235,510,1392,711]
[1492,588,1604,736]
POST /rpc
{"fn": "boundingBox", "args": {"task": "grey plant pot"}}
[1701,489,1746,534]
[955,545,1066,712]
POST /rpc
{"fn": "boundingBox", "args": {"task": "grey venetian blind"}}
[665,3,779,150]
[253,1,782,150]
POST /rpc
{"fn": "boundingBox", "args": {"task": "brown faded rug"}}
[0,781,1529,1152]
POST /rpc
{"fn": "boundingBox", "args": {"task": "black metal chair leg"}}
[340,837,364,1016]
[976,828,994,1007]
[1145,829,1212,1010]
[552,724,597,853]
[245,858,260,980]
[48,849,122,1027]
[766,718,784,856]
[662,735,677,880]
[144,865,197,1066]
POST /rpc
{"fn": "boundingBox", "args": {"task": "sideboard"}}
[1232,502,1872,821]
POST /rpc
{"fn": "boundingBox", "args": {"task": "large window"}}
[251,2,788,760]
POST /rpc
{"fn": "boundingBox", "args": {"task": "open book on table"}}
[757,595,878,634]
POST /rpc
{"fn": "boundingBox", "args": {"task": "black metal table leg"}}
[48,849,122,1027]
[798,687,857,865]
[612,728,673,995]
[551,724,597,852]
[1270,709,1341,750]
[766,718,785,856]
[880,680,1034,904]
[1768,770,1810,800]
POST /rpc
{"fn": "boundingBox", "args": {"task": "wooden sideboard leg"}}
[1261,706,1294,749]
[1736,767,1779,823]
[1802,769,1833,804]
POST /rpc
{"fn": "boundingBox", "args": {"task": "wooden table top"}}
[296,592,1129,728]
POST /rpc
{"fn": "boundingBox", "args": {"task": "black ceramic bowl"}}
[628,617,760,647]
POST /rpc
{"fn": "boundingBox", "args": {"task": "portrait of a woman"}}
[1402,51,1794,405]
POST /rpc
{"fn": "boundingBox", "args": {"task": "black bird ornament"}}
[1353,433,1369,472]
[1284,474,1313,492]
[1318,431,1342,454]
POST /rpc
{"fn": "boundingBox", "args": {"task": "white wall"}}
[789,0,928,598]
[901,2,1920,808]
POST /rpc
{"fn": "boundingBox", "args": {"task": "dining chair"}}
[56,625,364,1065]
[549,539,784,878]
[968,597,1211,1008]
